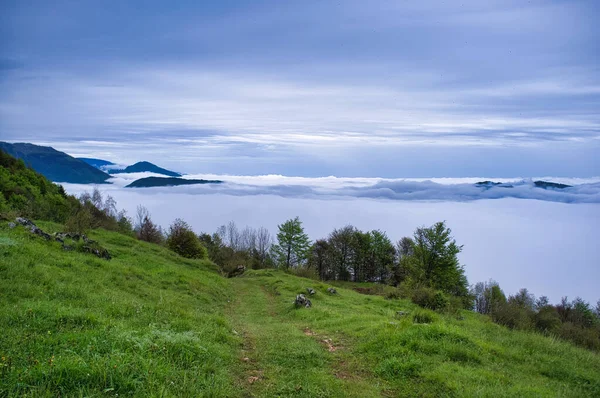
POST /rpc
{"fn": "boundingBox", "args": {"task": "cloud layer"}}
[85,174,600,204]
[59,181,600,304]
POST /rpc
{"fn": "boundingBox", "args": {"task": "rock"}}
[295,294,312,308]
[306,288,316,295]
[82,234,97,244]
[8,222,16,229]
[15,217,35,227]
[55,232,81,241]
[82,245,111,260]
[395,311,410,317]
[30,225,52,240]
[326,287,337,294]
[12,218,111,260]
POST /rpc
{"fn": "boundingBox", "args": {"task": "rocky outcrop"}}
[326,287,337,295]
[295,294,312,308]
[16,217,51,240]
[12,218,111,260]
[306,288,316,295]
[81,245,111,260]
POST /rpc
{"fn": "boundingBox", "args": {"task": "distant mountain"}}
[534,180,572,189]
[0,142,111,184]
[78,157,116,169]
[475,181,514,189]
[475,180,571,190]
[110,161,182,177]
[126,176,222,188]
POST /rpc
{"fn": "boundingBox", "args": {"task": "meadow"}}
[1,221,599,397]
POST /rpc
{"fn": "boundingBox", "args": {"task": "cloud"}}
[63,174,600,205]
[59,182,600,304]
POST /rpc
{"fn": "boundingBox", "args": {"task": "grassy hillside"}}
[1,222,599,397]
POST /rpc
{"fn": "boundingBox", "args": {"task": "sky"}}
[1,0,599,177]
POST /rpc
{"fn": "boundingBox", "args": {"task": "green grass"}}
[1,222,599,397]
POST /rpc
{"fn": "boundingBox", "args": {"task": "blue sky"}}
[1,0,599,177]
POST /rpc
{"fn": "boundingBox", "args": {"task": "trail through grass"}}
[228,276,384,397]
[1,222,600,397]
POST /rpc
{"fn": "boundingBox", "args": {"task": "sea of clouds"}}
[61,174,600,304]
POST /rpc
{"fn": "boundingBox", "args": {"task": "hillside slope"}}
[1,223,599,397]
[0,143,110,184]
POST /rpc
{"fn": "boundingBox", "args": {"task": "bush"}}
[411,287,449,311]
[492,302,533,330]
[534,306,561,333]
[166,218,207,259]
[64,207,93,234]
[395,283,414,299]
[412,309,437,324]
[558,322,600,351]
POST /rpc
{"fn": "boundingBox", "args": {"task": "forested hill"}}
[0,142,110,184]
[110,161,182,177]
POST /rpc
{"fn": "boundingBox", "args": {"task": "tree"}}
[369,230,395,283]
[138,215,163,244]
[272,217,311,268]
[166,218,207,259]
[471,280,506,315]
[509,288,536,311]
[309,239,330,280]
[391,237,414,286]
[135,205,151,231]
[255,226,273,268]
[536,296,550,310]
[412,221,468,297]
[328,225,356,280]
[351,229,371,282]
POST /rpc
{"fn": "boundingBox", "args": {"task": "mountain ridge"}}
[110,161,182,177]
[0,142,111,184]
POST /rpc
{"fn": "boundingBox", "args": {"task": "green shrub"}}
[558,323,600,351]
[411,287,449,311]
[64,207,93,234]
[492,302,533,330]
[166,218,207,259]
[534,306,561,333]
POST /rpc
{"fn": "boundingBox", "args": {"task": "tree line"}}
[471,281,600,350]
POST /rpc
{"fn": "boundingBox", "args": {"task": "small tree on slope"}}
[272,217,311,268]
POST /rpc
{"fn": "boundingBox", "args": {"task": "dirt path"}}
[226,277,385,398]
